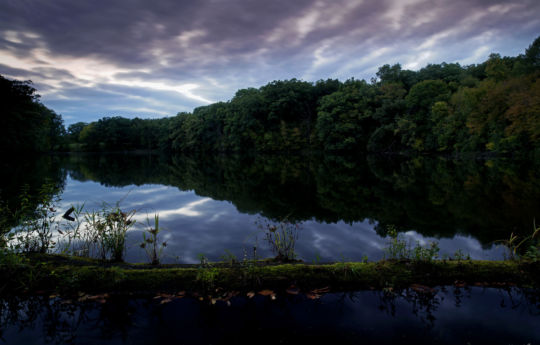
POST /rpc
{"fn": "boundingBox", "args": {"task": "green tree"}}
[0,75,65,152]
[316,80,376,151]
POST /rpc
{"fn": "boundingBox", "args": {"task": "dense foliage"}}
[69,116,174,152]
[162,36,539,155]
[0,76,64,152]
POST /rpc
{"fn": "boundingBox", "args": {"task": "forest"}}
[2,36,539,155]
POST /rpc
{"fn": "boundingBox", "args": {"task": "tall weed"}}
[139,214,167,265]
[498,220,540,261]
[256,217,301,262]
[384,226,439,262]
[85,203,136,262]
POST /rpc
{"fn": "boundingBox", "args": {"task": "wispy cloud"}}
[0,0,538,123]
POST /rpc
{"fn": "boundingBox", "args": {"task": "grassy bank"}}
[2,188,539,297]
[1,254,539,296]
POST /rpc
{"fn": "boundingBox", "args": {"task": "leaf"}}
[454,280,466,288]
[160,298,172,304]
[286,286,300,295]
[158,293,174,299]
[305,293,321,300]
[258,289,274,296]
[410,284,435,294]
[311,287,330,294]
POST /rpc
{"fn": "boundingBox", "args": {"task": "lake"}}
[1,287,539,344]
[2,153,539,264]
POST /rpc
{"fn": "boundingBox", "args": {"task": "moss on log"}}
[1,254,539,294]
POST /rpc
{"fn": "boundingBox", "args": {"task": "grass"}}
[497,220,540,261]
[58,203,137,262]
[94,204,136,262]
[384,226,440,262]
[1,183,137,262]
[220,250,238,267]
[2,183,540,295]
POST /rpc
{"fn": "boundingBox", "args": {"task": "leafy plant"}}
[256,217,301,262]
[196,267,219,289]
[102,206,135,262]
[139,214,167,265]
[83,203,136,262]
[412,241,439,262]
[384,225,439,262]
[452,249,470,262]
[220,250,238,266]
[384,226,409,260]
[313,252,322,264]
[498,220,540,261]
[197,253,210,267]
[56,204,86,256]
[453,249,465,261]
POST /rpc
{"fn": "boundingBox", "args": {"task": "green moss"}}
[1,254,539,295]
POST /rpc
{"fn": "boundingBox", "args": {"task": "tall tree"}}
[0,75,64,152]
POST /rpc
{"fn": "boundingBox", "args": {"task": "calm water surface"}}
[2,153,540,263]
[1,287,539,344]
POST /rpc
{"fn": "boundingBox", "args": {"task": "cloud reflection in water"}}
[56,178,505,264]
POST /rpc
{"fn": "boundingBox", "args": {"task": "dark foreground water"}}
[2,153,540,263]
[1,287,540,344]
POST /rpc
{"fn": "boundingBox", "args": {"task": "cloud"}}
[0,0,539,123]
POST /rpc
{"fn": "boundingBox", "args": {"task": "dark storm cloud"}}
[2,0,535,66]
[0,0,539,123]
[0,63,37,79]
[0,63,72,81]
[0,0,310,64]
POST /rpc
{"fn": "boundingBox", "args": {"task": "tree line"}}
[3,36,539,155]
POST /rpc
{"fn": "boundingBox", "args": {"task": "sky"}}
[1,0,539,124]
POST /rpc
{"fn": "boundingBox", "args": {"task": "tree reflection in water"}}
[1,287,539,344]
[2,153,540,263]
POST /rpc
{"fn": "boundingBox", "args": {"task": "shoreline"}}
[2,254,539,295]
